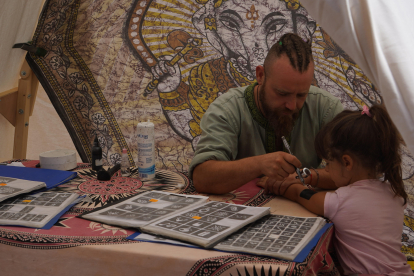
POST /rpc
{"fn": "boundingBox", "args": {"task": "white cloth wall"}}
[301,0,414,155]
[0,0,45,92]
[0,0,77,161]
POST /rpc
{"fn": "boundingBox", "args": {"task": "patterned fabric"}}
[0,160,185,249]
[0,160,270,250]
[0,160,338,275]
[25,0,414,261]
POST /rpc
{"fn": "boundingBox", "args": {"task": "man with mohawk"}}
[190,33,343,194]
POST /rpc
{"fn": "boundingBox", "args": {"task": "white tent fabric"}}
[0,0,45,93]
[300,0,414,155]
[0,0,76,161]
[0,0,45,160]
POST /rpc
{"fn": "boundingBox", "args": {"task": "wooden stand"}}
[0,60,39,159]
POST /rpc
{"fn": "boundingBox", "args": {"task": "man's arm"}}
[192,151,302,194]
[193,158,263,194]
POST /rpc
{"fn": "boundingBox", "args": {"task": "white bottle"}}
[137,119,155,179]
[120,148,130,177]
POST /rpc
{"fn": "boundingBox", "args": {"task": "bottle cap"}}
[93,135,99,146]
[122,148,127,154]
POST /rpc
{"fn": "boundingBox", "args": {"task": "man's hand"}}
[192,152,301,195]
[258,152,302,181]
[256,173,303,196]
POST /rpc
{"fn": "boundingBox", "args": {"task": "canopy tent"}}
[1,0,414,262]
[0,0,77,161]
[301,0,414,167]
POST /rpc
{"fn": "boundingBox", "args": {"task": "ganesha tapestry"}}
[27,0,414,259]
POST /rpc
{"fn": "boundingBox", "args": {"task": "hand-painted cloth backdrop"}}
[26,0,414,260]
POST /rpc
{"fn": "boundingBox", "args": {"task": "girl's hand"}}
[256,173,303,196]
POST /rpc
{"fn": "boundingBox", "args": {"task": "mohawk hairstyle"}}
[264,33,313,73]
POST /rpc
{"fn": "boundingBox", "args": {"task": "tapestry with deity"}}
[26,0,414,259]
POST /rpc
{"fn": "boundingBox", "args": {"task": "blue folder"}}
[0,166,77,189]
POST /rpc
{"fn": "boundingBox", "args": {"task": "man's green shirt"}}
[189,83,343,179]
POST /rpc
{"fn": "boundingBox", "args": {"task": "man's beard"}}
[258,85,300,137]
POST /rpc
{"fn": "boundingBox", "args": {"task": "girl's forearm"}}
[309,168,337,190]
[283,184,306,202]
[283,184,326,216]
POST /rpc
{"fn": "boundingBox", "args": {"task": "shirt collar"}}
[245,82,277,152]
[244,82,269,129]
[244,82,301,153]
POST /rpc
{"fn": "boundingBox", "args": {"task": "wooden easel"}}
[0,59,39,159]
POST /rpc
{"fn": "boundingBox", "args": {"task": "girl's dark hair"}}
[315,104,407,204]
[264,33,313,74]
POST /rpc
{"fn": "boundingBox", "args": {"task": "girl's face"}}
[324,158,350,188]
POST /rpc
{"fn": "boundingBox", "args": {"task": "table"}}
[0,160,339,276]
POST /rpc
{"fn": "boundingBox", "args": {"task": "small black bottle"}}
[91,135,103,171]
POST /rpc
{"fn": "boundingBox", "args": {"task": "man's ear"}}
[256,65,265,85]
[342,155,354,171]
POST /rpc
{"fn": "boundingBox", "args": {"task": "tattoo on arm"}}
[299,189,317,200]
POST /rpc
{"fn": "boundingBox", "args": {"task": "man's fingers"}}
[279,165,292,178]
[280,161,297,175]
[265,179,275,194]
[264,184,271,194]
[264,152,300,178]
[275,170,289,180]
[259,172,303,196]
[256,176,268,188]
[284,153,302,170]
[260,177,283,195]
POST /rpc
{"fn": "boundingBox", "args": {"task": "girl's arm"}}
[256,168,337,193]
[256,175,329,216]
[310,168,337,190]
[282,184,327,216]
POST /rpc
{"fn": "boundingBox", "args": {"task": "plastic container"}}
[137,119,155,179]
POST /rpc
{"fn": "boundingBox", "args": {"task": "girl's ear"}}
[342,154,354,171]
